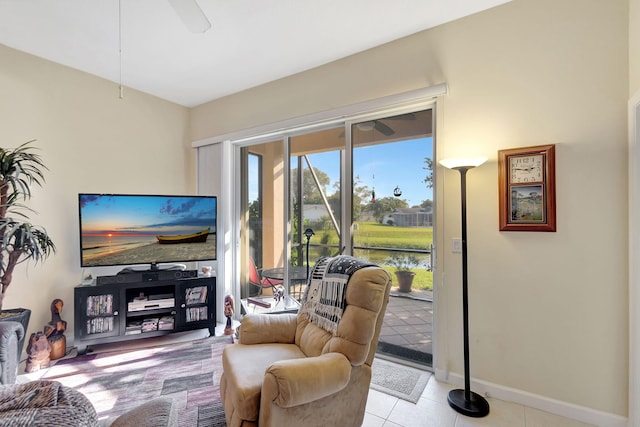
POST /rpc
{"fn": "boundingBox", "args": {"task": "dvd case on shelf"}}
[86,294,114,316]
[125,320,143,335]
[142,317,160,333]
[86,316,114,334]
[186,306,208,322]
[185,286,208,305]
[158,315,175,331]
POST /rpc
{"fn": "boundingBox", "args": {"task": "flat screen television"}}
[79,193,217,270]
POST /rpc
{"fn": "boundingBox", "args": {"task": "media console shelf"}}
[74,276,215,354]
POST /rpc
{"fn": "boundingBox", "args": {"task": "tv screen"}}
[79,194,217,269]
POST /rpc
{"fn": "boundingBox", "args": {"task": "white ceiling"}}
[0,0,511,107]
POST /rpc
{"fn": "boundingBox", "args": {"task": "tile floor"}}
[234,297,595,427]
[376,291,594,426]
[362,377,596,427]
[19,323,596,427]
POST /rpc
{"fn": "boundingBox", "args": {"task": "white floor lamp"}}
[440,157,490,418]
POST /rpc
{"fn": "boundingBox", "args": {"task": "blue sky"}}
[79,194,217,236]
[249,136,433,207]
[305,137,433,207]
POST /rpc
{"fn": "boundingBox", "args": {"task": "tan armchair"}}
[221,256,391,427]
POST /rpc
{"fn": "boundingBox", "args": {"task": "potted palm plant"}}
[0,141,56,356]
[388,253,420,293]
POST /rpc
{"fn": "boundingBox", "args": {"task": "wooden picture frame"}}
[498,144,556,232]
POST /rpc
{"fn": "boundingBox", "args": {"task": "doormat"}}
[370,358,431,403]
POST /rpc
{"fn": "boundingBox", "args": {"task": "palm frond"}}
[0,219,55,268]
[0,141,48,204]
[0,142,55,308]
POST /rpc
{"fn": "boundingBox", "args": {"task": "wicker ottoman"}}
[0,380,98,426]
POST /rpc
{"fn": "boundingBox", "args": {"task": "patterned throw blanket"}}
[300,256,374,335]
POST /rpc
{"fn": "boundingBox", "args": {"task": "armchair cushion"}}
[222,343,306,421]
[297,266,391,365]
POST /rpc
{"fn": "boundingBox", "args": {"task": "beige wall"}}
[0,44,193,355]
[0,0,631,418]
[632,0,640,95]
[191,0,629,417]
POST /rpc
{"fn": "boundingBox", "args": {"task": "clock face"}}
[510,154,543,183]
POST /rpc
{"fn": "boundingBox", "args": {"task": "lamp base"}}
[447,389,490,418]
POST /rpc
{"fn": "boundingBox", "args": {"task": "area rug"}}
[41,334,233,427]
[370,358,431,403]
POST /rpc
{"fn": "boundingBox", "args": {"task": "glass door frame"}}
[233,100,438,276]
[233,105,437,368]
[227,91,441,312]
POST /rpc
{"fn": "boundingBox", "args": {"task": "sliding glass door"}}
[237,108,434,366]
[351,110,434,366]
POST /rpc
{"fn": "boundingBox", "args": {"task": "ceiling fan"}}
[356,120,394,136]
[356,113,417,136]
[168,0,212,33]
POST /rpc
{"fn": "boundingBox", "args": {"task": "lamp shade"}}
[439,157,487,170]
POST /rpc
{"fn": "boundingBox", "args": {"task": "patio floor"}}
[377,287,433,367]
[261,281,434,367]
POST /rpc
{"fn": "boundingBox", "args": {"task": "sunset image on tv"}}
[79,194,217,268]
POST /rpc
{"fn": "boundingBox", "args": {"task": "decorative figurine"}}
[224,294,234,335]
[25,332,50,373]
[44,298,67,360]
[273,286,284,304]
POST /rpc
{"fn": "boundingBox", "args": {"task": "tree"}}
[419,199,433,209]
[291,167,331,204]
[365,196,409,223]
[422,157,433,189]
[0,142,56,310]
[350,175,372,220]
[325,175,373,221]
[248,198,260,221]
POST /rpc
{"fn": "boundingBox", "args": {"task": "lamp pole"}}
[304,228,315,279]
[440,159,490,418]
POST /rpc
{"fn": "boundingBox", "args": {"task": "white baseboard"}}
[434,369,627,427]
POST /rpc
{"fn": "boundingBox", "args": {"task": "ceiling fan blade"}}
[374,121,395,136]
[168,0,212,33]
[387,113,416,121]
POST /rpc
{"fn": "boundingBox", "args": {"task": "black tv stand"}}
[74,275,215,354]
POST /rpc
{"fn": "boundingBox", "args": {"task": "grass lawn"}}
[309,222,434,291]
[354,222,433,250]
[381,266,433,291]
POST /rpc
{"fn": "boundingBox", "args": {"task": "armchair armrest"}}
[239,313,297,345]
[262,352,352,408]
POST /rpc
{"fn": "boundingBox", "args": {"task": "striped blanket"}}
[300,256,374,335]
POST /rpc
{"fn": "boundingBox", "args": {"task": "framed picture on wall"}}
[498,144,556,232]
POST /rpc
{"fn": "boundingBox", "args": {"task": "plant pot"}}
[395,271,415,293]
[0,308,31,359]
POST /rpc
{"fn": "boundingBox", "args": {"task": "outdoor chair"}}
[248,257,283,296]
